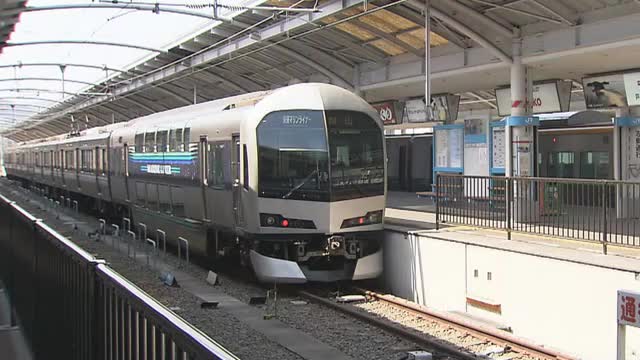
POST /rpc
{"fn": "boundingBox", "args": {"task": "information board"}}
[434,127,463,169]
[624,127,640,182]
[492,127,505,169]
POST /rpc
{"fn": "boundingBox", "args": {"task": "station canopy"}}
[0,0,638,142]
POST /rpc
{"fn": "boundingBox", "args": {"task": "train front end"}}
[247,84,386,283]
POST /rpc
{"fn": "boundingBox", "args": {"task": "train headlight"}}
[340,210,383,229]
[260,213,316,229]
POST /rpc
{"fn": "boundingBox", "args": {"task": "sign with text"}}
[623,72,640,106]
[372,101,398,125]
[496,81,570,116]
[492,126,505,169]
[402,94,460,123]
[434,127,463,169]
[618,290,640,327]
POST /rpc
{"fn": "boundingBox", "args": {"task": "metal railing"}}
[436,173,640,253]
[0,193,239,360]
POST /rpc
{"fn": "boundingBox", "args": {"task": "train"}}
[3,83,387,284]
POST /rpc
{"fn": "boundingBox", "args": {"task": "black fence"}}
[0,193,238,360]
[436,173,640,252]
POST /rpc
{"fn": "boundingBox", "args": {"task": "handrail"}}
[96,264,240,359]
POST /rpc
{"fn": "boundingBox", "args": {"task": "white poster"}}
[624,127,640,182]
[435,129,449,168]
[624,72,640,106]
[492,127,505,169]
[435,127,463,169]
[449,128,463,168]
[403,99,428,123]
[496,82,563,116]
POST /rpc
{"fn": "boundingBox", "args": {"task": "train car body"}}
[5,83,387,283]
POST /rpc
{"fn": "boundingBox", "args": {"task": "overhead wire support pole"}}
[424,0,431,121]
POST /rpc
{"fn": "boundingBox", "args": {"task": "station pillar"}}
[506,35,539,223]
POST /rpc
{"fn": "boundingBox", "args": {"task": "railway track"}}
[5,181,576,360]
[299,286,576,360]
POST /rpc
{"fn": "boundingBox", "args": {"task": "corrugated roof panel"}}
[369,39,406,56]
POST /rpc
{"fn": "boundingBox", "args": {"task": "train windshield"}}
[326,111,385,201]
[257,110,384,202]
[257,110,330,201]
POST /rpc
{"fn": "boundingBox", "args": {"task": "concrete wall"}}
[383,230,640,360]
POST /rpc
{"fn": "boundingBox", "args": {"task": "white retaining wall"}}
[383,230,640,360]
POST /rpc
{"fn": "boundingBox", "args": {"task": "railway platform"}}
[383,192,640,360]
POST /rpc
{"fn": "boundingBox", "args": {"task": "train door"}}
[231,134,243,227]
[95,146,101,195]
[198,135,209,221]
[124,144,131,201]
[75,148,81,190]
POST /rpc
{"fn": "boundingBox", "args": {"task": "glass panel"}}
[243,144,249,190]
[257,110,329,201]
[135,134,144,153]
[580,151,610,179]
[183,128,190,152]
[136,182,146,206]
[157,131,168,152]
[326,110,385,201]
[169,130,178,152]
[210,142,230,188]
[146,183,158,210]
[158,184,171,214]
[171,186,185,217]
[175,129,183,152]
[548,151,575,178]
[144,132,155,153]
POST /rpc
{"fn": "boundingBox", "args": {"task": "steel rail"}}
[297,290,479,360]
[356,288,576,360]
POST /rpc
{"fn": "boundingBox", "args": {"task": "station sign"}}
[371,101,398,125]
[402,94,460,123]
[618,290,640,359]
[496,80,572,116]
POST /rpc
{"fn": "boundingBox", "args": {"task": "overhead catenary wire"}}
[7,0,411,134]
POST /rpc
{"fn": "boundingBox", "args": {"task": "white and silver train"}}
[4,83,386,283]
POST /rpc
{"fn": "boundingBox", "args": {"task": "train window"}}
[174,129,183,152]
[157,130,168,152]
[158,184,171,214]
[145,132,156,153]
[136,182,146,206]
[65,150,74,169]
[170,186,185,217]
[101,148,108,175]
[81,149,94,172]
[146,183,158,211]
[169,129,178,152]
[243,144,249,190]
[210,142,230,188]
[135,134,144,153]
[183,128,190,151]
[548,152,575,178]
[35,152,40,167]
[580,151,610,179]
